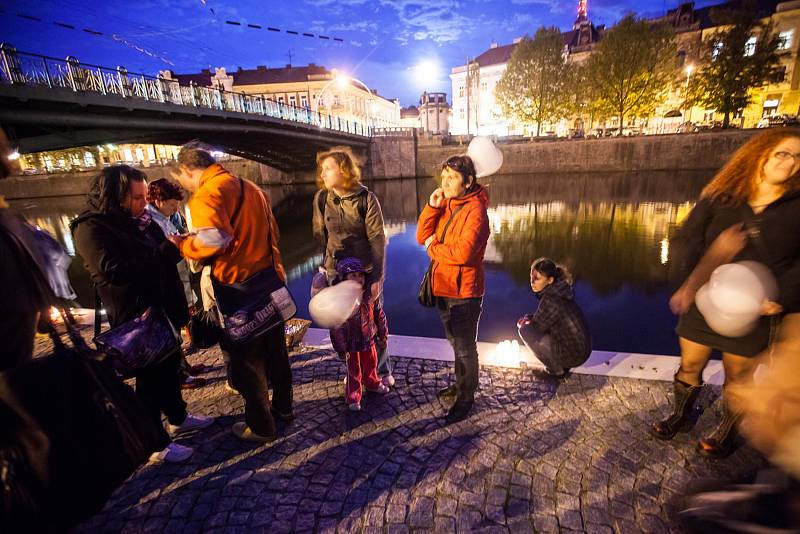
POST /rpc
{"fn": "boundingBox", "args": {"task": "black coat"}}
[671,189,800,313]
[71,208,189,329]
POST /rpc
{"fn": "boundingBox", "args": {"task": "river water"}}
[10,171,711,356]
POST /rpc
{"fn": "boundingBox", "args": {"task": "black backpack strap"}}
[94,289,102,337]
[357,189,368,220]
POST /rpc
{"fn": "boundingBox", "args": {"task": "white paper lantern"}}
[308,280,362,328]
[467,136,504,178]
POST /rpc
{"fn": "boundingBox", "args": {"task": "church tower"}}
[574,0,588,28]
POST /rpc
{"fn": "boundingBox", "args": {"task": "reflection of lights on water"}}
[49,306,61,323]
[660,238,669,265]
[493,339,520,366]
[287,254,324,282]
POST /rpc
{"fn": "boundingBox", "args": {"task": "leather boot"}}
[698,400,742,458]
[650,375,703,440]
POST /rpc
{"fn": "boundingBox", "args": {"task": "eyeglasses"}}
[772,150,800,162]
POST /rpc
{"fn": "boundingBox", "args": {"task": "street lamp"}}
[684,64,695,124]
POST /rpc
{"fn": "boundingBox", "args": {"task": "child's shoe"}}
[366,383,389,394]
[348,401,361,411]
[381,374,395,387]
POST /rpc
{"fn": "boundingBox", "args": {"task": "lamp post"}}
[316,72,378,130]
[684,64,695,124]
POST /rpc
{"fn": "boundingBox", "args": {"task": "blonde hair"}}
[315,146,362,190]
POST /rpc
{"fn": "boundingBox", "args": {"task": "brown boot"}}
[698,401,742,458]
[650,375,703,440]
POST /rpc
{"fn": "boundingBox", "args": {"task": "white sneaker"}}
[149,442,193,463]
[167,414,214,436]
[348,402,361,411]
[367,383,390,394]
[381,375,395,387]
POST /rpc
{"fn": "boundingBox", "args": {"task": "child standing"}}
[330,257,390,410]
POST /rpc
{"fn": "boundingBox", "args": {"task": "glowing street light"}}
[316,71,380,128]
[684,64,695,123]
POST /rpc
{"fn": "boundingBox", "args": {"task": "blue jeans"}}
[436,296,483,403]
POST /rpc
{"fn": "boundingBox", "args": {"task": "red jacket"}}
[416,185,490,298]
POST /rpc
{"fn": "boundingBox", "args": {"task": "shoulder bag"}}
[211,177,297,343]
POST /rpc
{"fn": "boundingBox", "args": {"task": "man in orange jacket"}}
[171,145,292,442]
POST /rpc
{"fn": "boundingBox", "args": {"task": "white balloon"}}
[696,284,758,338]
[737,261,779,301]
[308,280,362,328]
[708,264,763,314]
[467,136,503,178]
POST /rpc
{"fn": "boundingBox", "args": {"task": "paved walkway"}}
[61,340,762,533]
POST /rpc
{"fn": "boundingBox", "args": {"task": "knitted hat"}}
[336,257,366,276]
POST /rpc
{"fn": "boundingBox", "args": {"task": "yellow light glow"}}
[413,60,440,81]
[335,75,350,89]
[494,339,521,366]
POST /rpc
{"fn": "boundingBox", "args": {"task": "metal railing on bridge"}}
[0,45,372,137]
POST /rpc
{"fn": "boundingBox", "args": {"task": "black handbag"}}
[188,306,221,349]
[94,306,182,379]
[418,204,464,307]
[0,312,169,531]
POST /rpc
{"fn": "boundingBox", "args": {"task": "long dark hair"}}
[87,165,147,214]
[531,257,573,285]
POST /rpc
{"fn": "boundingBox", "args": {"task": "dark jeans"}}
[436,296,482,403]
[221,324,293,437]
[135,349,187,427]
[517,322,562,374]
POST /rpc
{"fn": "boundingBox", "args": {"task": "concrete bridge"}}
[0,46,373,172]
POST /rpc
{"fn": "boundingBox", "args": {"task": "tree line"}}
[495,2,783,136]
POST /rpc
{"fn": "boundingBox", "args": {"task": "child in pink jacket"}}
[330,257,389,410]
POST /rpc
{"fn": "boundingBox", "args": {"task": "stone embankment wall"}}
[0,159,314,200]
[414,129,761,177]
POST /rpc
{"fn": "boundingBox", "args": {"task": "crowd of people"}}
[2,129,799,529]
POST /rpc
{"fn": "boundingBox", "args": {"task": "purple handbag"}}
[93,307,181,378]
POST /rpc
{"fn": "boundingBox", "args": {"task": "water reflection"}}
[9,171,712,355]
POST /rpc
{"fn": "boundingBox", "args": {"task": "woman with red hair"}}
[651,129,800,457]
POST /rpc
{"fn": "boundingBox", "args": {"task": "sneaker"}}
[347,402,361,411]
[167,414,214,436]
[181,376,207,390]
[445,400,473,425]
[148,442,193,463]
[366,383,390,394]
[232,422,276,443]
[381,374,396,387]
[270,406,295,422]
[224,382,240,395]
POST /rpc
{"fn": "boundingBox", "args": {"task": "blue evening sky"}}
[0,0,721,106]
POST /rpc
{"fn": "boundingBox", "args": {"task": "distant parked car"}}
[765,114,799,127]
[21,167,40,175]
[676,121,699,133]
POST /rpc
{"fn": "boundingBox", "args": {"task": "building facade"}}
[162,64,401,128]
[449,2,604,136]
[450,0,800,136]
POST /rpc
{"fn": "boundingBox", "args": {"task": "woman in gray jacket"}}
[312,146,393,386]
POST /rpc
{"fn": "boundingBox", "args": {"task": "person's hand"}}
[167,234,185,248]
[369,281,382,303]
[424,235,435,249]
[708,223,748,260]
[517,317,531,329]
[429,188,445,208]
[761,299,783,316]
[669,284,697,315]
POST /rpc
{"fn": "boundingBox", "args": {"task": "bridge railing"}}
[0,45,372,137]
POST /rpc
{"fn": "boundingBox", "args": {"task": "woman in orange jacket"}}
[416,155,490,424]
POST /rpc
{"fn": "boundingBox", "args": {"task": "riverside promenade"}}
[36,328,763,533]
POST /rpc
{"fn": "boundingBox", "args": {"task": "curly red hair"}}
[701,129,800,204]
[147,178,183,204]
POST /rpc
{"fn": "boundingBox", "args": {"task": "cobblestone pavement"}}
[61,340,762,533]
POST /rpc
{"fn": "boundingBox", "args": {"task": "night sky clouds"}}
[1,0,720,105]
